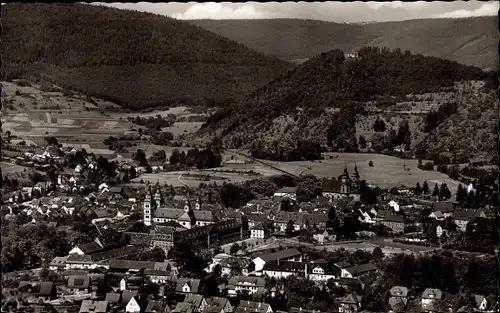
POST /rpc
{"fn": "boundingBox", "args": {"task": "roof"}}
[235,301,271,313]
[344,263,378,276]
[275,187,297,194]
[382,215,405,223]
[145,300,166,313]
[67,275,91,289]
[155,208,186,220]
[263,260,306,273]
[289,308,325,313]
[192,210,216,222]
[184,294,205,307]
[175,279,201,293]
[50,256,69,266]
[66,254,94,264]
[334,260,353,269]
[422,288,443,300]
[340,293,363,305]
[474,294,486,307]
[252,223,265,231]
[432,201,454,212]
[173,302,196,313]
[256,248,302,262]
[121,290,139,304]
[105,292,121,304]
[38,282,55,297]
[431,211,444,219]
[389,286,409,297]
[454,209,476,221]
[228,276,266,288]
[79,300,108,313]
[76,239,104,254]
[109,259,156,270]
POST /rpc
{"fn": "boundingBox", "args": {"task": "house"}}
[429,211,445,221]
[274,212,303,232]
[122,290,139,306]
[474,294,487,311]
[126,296,142,313]
[381,215,405,233]
[308,263,342,282]
[154,208,186,224]
[145,269,174,284]
[357,209,375,224]
[421,288,443,312]
[221,257,252,276]
[49,256,69,271]
[38,282,57,302]
[67,275,92,295]
[234,301,272,313]
[227,276,266,296]
[79,300,109,313]
[252,248,303,271]
[176,279,201,294]
[273,187,297,201]
[69,237,105,255]
[342,263,378,278]
[182,294,208,312]
[339,293,363,313]
[454,210,475,232]
[388,286,409,312]
[388,200,400,212]
[145,300,166,313]
[432,202,454,217]
[262,260,307,279]
[178,210,217,229]
[203,297,233,313]
[250,223,267,239]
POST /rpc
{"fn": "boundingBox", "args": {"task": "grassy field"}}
[0,162,29,174]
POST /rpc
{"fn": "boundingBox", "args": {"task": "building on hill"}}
[273,187,297,201]
[322,166,361,202]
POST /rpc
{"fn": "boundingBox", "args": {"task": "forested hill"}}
[201,47,489,158]
[1,3,291,109]
[190,17,498,70]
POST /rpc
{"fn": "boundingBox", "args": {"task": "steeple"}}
[352,163,360,183]
[341,164,351,194]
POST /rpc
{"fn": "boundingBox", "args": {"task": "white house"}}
[126,297,141,313]
[250,223,266,239]
[388,200,400,212]
[252,249,303,272]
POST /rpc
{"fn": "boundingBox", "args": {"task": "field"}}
[0,162,29,174]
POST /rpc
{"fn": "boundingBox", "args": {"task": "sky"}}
[94,1,499,23]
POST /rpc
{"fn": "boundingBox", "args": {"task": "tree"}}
[456,184,467,203]
[368,160,374,167]
[167,239,210,278]
[422,181,429,194]
[358,135,367,149]
[44,136,59,146]
[415,182,422,196]
[133,149,148,167]
[373,118,386,132]
[286,220,295,237]
[439,183,451,200]
[432,183,440,199]
[372,247,384,260]
[230,243,240,255]
[296,175,322,202]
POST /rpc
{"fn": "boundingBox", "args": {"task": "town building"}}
[322,166,361,202]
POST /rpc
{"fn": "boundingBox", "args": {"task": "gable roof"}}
[109,259,156,270]
[474,294,486,307]
[422,288,443,300]
[454,209,476,221]
[105,292,121,304]
[228,276,266,288]
[67,275,91,289]
[155,208,186,220]
[175,279,201,293]
[257,248,302,262]
[121,290,139,304]
[235,301,271,313]
[344,263,378,276]
[340,293,363,305]
[79,300,108,313]
[145,300,166,313]
[389,286,409,297]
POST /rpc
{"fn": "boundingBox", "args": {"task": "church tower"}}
[352,163,360,184]
[143,190,153,226]
[340,166,351,194]
[154,188,162,209]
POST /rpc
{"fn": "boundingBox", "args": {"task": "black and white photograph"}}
[1,1,499,313]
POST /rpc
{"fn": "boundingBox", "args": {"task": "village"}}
[1,139,497,313]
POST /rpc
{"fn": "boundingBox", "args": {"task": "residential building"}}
[227,276,266,296]
[221,257,252,276]
[203,297,233,313]
[79,300,109,313]
[388,286,409,312]
[252,248,303,272]
[154,208,186,224]
[421,288,443,312]
[262,260,307,279]
[342,263,378,278]
[308,263,342,282]
[67,275,91,295]
[176,279,201,294]
[381,215,405,233]
[126,296,141,313]
[339,293,363,313]
[454,209,475,232]
[250,223,267,239]
[235,301,272,313]
[273,187,297,201]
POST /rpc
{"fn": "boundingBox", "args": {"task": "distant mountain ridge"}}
[1,3,291,109]
[190,17,498,70]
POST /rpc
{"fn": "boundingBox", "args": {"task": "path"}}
[227,149,300,179]
[45,112,52,124]
[177,174,187,186]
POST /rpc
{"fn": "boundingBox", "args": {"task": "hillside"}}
[1,3,291,109]
[190,17,498,70]
[200,47,491,162]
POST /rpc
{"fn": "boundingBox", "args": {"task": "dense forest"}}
[202,47,489,160]
[1,3,291,109]
[191,17,498,70]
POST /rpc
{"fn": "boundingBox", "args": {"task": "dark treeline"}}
[249,139,323,162]
[169,148,222,170]
[128,115,175,130]
[424,102,458,132]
